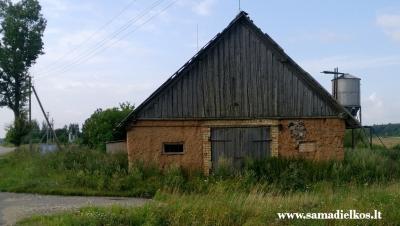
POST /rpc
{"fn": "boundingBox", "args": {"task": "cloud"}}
[41,0,68,11]
[367,92,383,108]
[317,31,352,43]
[362,92,386,124]
[31,27,155,77]
[287,31,352,44]
[40,0,95,18]
[300,55,400,74]
[40,0,70,18]
[192,0,215,16]
[0,109,13,137]
[376,13,400,42]
[46,77,153,94]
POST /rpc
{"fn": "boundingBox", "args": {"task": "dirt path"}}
[0,192,149,225]
[0,146,14,156]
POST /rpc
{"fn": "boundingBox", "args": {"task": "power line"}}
[35,0,138,74]
[37,0,167,79]
[37,0,159,76]
[69,0,178,71]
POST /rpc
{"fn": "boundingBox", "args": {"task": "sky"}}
[1,0,400,137]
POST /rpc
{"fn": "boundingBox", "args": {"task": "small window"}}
[163,143,184,154]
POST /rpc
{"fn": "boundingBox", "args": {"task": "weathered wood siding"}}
[137,20,337,119]
[211,127,271,169]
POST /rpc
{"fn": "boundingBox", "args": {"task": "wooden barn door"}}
[211,127,271,170]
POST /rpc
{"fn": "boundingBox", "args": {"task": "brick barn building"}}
[119,12,359,175]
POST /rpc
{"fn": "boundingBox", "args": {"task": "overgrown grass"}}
[18,183,400,225]
[0,146,195,197]
[1,146,400,197]
[241,147,400,192]
[3,146,400,225]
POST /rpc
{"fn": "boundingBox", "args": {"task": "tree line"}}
[371,123,400,137]
[4,102,134,150]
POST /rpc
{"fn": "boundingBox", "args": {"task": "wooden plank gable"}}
[136,20,337,119]
[119,11,360,128]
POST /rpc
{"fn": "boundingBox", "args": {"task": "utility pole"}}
[31,85,62,151]
[28,75,32,152]
[51,118,55,144]
[46,112,50,143]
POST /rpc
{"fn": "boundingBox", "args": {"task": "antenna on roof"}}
[238,0,241,12]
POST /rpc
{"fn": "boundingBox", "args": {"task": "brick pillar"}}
[126,130,132,169]
[271,126,279,157]
[201,127,211,176]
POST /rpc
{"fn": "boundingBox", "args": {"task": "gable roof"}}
[118,11,360,129]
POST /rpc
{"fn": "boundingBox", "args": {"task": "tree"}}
[4,118,41,145]
[82,102,134,150]
[55,125,68,144]
[4,113,30,145]
[0,0,46,120]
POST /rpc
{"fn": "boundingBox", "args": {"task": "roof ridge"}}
[238,15,359,127]
[117,12,250,128]
[117,12,360,129]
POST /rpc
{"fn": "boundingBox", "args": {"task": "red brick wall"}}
[126,118,346,174]
[278,118,345,161]
[126,120,204,172]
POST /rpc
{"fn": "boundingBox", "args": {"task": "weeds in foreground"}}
[3,146,400,225]
[18,183,400,226]
[1,147,400,197]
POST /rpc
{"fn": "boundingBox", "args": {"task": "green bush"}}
[5,116,31,146]
[81,102,134,151]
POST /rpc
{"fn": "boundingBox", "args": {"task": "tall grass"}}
[241,148,400,192]
[0,146,195,197]
[5,146,400,225]
[19,183,400,225]
[1,146,400,197]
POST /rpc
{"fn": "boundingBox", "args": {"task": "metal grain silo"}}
[332,74,361,116]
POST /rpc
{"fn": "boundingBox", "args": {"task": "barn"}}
[119,12,359,175]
